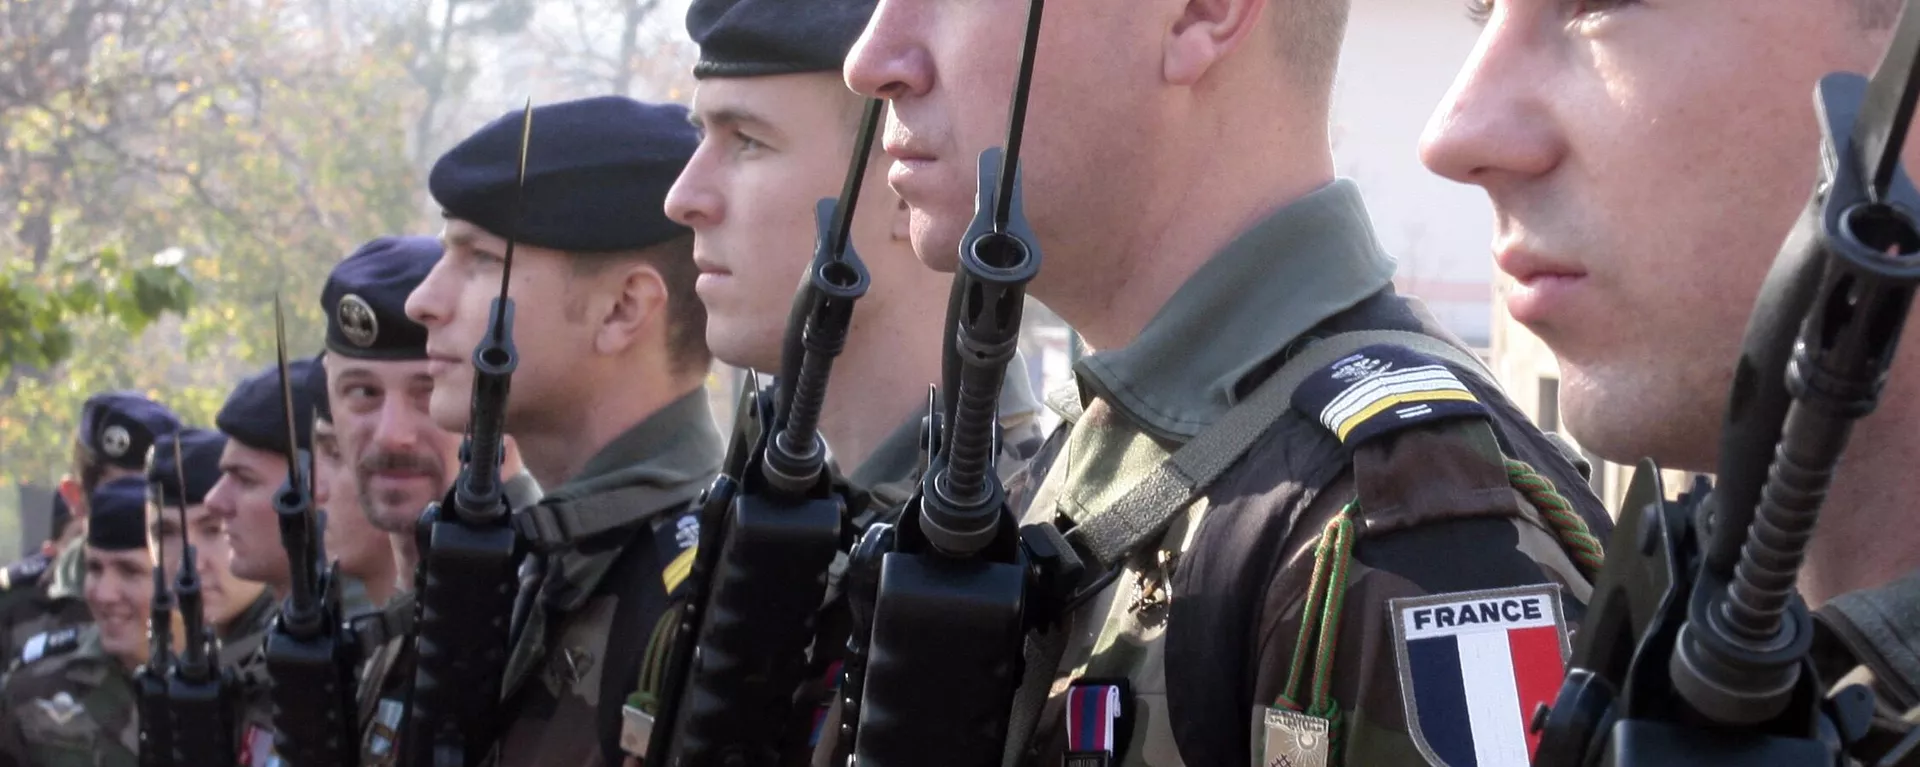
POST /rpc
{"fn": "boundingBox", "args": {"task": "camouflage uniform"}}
[216,590,281,765]
[0,625,138,767]
[351,472,543,766]
[0,539,93,667]
[1004,180,1612,766]
[489,389,721,766]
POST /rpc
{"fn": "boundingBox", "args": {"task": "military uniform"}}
[1810,570,1920,762]
[2,395,181,666]
[0,626,137,767]
[0,476,157,767]
[999,180,1612,766]
[490,391,722,766]
[350,471,543,766]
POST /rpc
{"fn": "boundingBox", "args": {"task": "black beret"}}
[429,96,698,254]
[148,428,227,509]
[310,350,332,423]
[48,493,70,537]
[689,0,877,78]
[323,237,441,359]
[216,357,319,455]
[86,476,149,551]
[79,392,181,470]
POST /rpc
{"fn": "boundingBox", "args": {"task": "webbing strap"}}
[1822,570,1920,708]
[511,474,707,552]
[1002,329,1491,765]
[1063,329,1493,570]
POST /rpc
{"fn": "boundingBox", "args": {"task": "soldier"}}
[663,0,1047,756]
[206,357,321,764]
[405,95,722,766]
[316,235,537,765]
[668,0,1044,511]
[844,0,1614,763]
[1417,0,1920,750]
[0,477,155,767]
[307,353,389,612]
[145,428,273,647]
[1,393,181,665]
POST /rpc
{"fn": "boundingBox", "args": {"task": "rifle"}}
[644,97,883,766]
[842,1,1062,762]
[1533,4,1920,765]
[263,297,362,764]
[401,99,532,767]
[135,463,176,767]
[169,433,241,767]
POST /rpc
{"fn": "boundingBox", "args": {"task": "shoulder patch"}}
[1,553,51,590]
[20,626,82,665]
[1291,344,1488,446]
[656,509,699,597]
[1389,584,1570,767]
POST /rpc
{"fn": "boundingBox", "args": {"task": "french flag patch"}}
[1389,585,1570,767]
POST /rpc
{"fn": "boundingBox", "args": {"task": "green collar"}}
[1073,179,1395,441]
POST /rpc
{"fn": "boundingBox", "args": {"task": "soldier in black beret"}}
[206,357,319,598]
[403,96,721,767]
[0,392,181,667]
[0,476,157,767]
[144,428,273,651]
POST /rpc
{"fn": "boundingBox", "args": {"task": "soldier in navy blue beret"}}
[207,357,318,595]
[68,392,182,512]
[142,426,268,640]
[661,0,1044,758]
[402,95,722,766]
[323,236,442,359]
[81,476,156,662]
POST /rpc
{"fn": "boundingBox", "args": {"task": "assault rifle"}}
[263,298,361,763]
[841,1,1062,763]
[402,100,532,767]
[170,419,242,767]
[135,460,176,767]
[644,97,883,766]
[1533,3,1920,765]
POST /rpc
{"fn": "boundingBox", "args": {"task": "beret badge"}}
[101,425,132,458]
[338,293,380,348]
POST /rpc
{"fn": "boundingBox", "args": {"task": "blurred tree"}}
[0,0,419,484]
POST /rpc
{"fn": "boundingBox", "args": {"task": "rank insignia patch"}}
[1389,584,1569,767]
[1291,344,1487,445]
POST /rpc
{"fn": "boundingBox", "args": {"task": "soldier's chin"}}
[427,388,470,434]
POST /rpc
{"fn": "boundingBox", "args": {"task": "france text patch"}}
[1390,585,1569,767]
[1291,344,1487,445]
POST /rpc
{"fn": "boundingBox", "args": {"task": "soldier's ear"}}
[594,260,669,357]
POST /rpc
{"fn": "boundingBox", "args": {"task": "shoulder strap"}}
[1820,572,1920,708]
[1064,329,1493,569]
[512,473,709,552]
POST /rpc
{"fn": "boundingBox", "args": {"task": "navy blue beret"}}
[429,96,698,253]
[86,476,149,551]
[79,392,181,470]
[216,357,319,454]
[689,0,877,78]
[309,350,332,423]
[148,428,227,509]
[323,236,441,359]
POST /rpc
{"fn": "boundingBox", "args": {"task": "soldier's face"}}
[147,499,264,633]
[204,442,294,589]
[669,74,903,373]
[313,416,395,584]
[408,220,594,437]
[1419,0,1888,470]
[84,546,154,667]
[845,0,1152,281]
[324,355,459,533]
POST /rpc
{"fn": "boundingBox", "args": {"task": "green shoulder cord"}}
[1503,459,1606,580]
[627,610,681,715]
[1275,504,1359,757]
[1271,460,1606,761]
